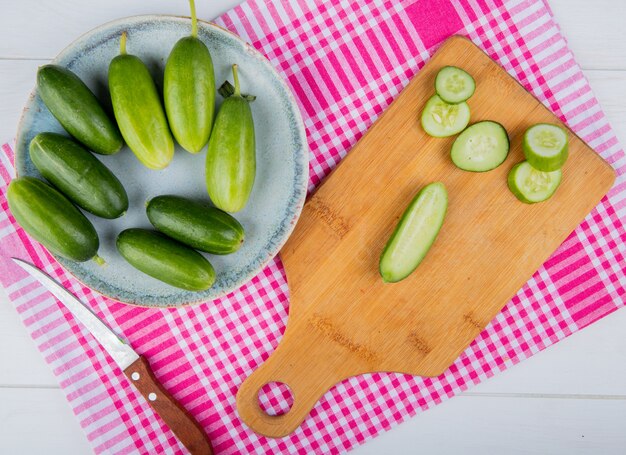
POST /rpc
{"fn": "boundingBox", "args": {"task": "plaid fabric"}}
[1,0,625,453]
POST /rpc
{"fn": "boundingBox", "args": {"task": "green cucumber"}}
[508,161,562,204]
[147,195,244,255]
[523,123,568,172]
[435,66,475,104]
[109,32,174,170]
[7,177,99,262]
[421,95,470,138]
[116,228,215,291]
[164,0,215,154]
[451,121,509,172]
[37,64,123,155]
[379,182,448,283]
[29,133,128,219]
[206,64,256,213]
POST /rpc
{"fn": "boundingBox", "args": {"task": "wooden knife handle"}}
[124,356,213,455]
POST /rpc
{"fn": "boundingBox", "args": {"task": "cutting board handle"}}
[236,332,348,438]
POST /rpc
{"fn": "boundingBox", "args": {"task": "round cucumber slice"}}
[450,121,509,172]
[508,161,562,204]
[421,95,471,138]
[523,123,568,171]
[379,182,448,283]
[435,66,476,104]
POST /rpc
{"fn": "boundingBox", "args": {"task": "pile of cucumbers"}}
[379,66,570,284]
[7,0,256,292]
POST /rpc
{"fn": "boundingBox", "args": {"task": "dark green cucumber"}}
[109,32,174,170]
[164,0,215,153]
[147,195,244,255]
[116,229,215,291]
[7,177,99,262]
[29,133,128,219]
[206,64,256,213]
[37,64,123,155]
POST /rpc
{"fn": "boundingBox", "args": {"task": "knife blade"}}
[12,258,213,455]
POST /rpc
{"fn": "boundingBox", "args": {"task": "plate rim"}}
[14,14,309,307]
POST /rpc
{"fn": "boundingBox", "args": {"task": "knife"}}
[12,258,213,455]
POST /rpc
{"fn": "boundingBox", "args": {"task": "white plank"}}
[0,0,243,59]
[1,387,624,455]
[0,388,92,454]
[1,0,626,71]
[0,59,39,145]
[549,0,626,70]
[353,394,626,454]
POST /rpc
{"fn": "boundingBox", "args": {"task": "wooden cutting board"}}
[236,36,615,438]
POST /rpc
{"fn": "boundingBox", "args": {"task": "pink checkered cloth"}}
[1,0,625,453]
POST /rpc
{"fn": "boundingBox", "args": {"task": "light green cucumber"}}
[206,64,256,213]
[523,123,568,172]
[508,161,562,204]
[109,32,174,170]
[379,182,448,283]
[164,0,215,153]
[421,95,470,138]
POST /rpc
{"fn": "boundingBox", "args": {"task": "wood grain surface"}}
[236,35,616,438]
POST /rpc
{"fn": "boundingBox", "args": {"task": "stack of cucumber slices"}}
[421,65,568,203]
[509,123,568,203]
[381,66,571,285]
[421,66,473,137]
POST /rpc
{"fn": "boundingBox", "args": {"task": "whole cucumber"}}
[7,177,99,262]
[206,64,255,213]
[116,229,215,291]
[164,0,215,153]
[37,64,123,155]
[29,133,128,219]
[109,32,174,170]
[147,195,244,254]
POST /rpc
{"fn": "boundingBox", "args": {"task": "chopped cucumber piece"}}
[450,121,509,172]
[508,161,562,204]
[523,123,568,171]
[379,182,448,283]
[435,66,476,104]
[421,95,471,138]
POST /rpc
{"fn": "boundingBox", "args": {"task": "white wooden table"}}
[1,1,625,453]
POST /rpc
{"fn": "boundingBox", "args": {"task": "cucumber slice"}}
[508,161,562,204]
[435,66,476,104]
[379,182,448,283]
[450,121,509,172]
[421,95,470,138]
[523,123,568,171]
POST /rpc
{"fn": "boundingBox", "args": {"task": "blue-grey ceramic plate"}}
[15,15,308,307]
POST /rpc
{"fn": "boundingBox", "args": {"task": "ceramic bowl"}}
[15,15,308,307]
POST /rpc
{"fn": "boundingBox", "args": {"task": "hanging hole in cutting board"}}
[257,381,294,416]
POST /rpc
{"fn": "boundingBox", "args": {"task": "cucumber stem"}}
[93,255,106,266]
[120,31,128,55]
[232,64,240,96]
[189,0,198,38]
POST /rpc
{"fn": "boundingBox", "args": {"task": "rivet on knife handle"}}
[125,356,213,455]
